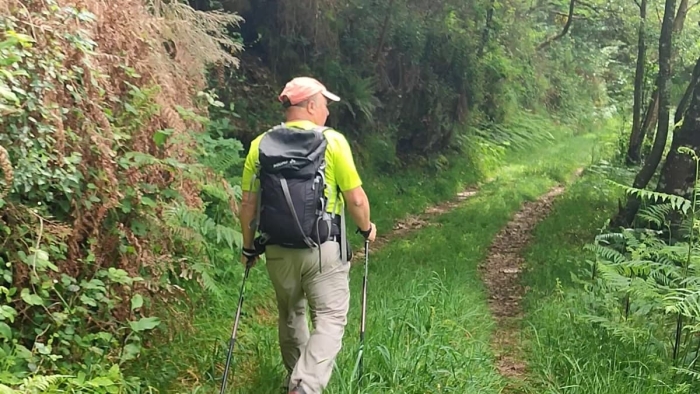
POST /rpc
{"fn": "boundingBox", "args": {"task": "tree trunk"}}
[478,0,497,57]
[611,0,677,228]
[642,92,660,140]
[626,0,648,165]
[373,0,396,63]
[630,0,690,160]
[675,56,700,124]
[655,55,700,202]
[672,0,690,32]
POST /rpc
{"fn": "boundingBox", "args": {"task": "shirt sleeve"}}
[328,130,362,191]
[241,136,261,192]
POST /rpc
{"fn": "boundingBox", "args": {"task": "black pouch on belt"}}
[330,217,353,263]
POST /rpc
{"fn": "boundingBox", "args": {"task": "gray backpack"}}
[249,124,349,269]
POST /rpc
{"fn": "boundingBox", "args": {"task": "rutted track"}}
[478,167,584,391]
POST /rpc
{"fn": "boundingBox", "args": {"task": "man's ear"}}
[307,96,318,114]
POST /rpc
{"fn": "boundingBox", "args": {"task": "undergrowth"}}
[521,148,700,393]
[0,1,244,392]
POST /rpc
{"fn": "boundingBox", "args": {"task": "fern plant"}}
[582,147,700,386]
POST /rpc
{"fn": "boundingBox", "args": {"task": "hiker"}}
[238,76,377,394]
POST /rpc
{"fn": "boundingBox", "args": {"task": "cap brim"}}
[322,90,341,102]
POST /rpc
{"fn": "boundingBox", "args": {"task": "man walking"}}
[238,76,377,394]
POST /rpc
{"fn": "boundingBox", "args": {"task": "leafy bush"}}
[0,0,244,391]
[203,0,612,165]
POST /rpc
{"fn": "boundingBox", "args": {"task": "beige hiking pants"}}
[264,240,350,393]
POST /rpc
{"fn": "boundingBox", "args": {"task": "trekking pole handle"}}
[242,248,258,261]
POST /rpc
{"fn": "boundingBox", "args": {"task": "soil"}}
[478,167,583,391]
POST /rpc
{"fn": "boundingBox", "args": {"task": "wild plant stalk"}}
[673,148,699,365]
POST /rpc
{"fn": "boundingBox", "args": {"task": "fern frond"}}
[672,366,700,382]
[594,232,625,243]
[638,203,675,227]
[212,223,243,250]
[201,182,233,203]
[17,374,70,391]
[191,262,223,298]
[664,288,700,318]
[607,181,692,214]
[596,263,632,291]
[580,314,650,345]
[584,243,627,265]
[163,202,242,251]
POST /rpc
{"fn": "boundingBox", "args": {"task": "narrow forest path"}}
[350,165,585,392]
[479,167,585,392]
[349,166,586,392]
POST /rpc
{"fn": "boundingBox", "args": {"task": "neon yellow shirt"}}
[241,120,362,215]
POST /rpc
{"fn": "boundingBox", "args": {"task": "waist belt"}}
[266,215,343,249]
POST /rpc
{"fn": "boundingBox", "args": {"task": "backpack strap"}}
[280,177,316,249]
[249,123,292,233]
[249,125,281,234]
[339,186,347,265]
[317,127,349,265]
[249,161,260,231]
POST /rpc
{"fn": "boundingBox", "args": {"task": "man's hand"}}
[357,222,377,242]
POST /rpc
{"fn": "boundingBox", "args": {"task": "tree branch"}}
[537,0,576,51]
[576,0,602,13]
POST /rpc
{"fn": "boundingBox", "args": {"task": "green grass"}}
[130,113,619,393]
[517,165,690,394]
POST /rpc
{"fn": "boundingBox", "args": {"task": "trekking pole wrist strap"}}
[242,247,258,258]
[356,226,371,239]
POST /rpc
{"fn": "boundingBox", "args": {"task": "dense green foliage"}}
[200,0,616,162]
[0,1,244,392]
[2,0,700,392]
[519,158,700,393]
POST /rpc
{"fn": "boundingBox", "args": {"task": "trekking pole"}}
[220,260,253,394]
[358,239,369,387]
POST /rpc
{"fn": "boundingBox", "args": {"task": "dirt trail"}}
[478,167,584,391]
[350,184,483,263]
